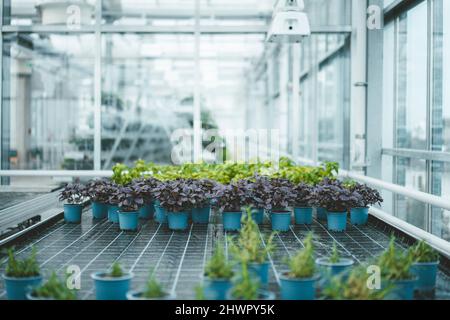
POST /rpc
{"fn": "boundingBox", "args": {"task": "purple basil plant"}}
[190,179,217,208]
[86,179,111,204]
[213,183,246,212]
[312,178,362,212]
[291,183,315,208]
[348,182,383,208]
[59,183,87,205]
[117,185,145,212]
[132,178,160,204]
[266,177,296,212]
[153,179,197,213]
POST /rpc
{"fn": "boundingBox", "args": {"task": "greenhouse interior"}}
[0,0,449,304]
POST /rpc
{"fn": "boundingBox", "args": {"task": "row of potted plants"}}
[1,229,440,300]
[60,175,383,233]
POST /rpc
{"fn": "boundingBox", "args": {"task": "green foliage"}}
[142,273,166,299]
[285,233,315,279]
[322,266,390,300]
[229,209,276,264]
[195,285,206,300]
[31,272,77,300]
[377,237,413,281]
[328,242,341,264]
[5,247,40,278]
[409,240,440,263]
[205,243,234,280]
[230,263,260,300]
[108,262,124,278]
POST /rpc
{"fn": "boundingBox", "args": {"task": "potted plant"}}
[291,183,315,225]
[59,183,86,224]
[322,265,390,300]
[313,179,361,232]
[107,182,121,224]
[213,183,246,231]
[2,248,42,300]
[91,262,134,300]
[226,263,275,300]
[191,179,216,224]
[239,177,268,224]
[133,178,158,220]
[279,233,318,300]
[153,199,168,224]
[347,182,383,225]
[409,241,440,293]
[127,272,174,300]
[315,242,354,284]
[86,179,111,220]
[377,238,416,300]
[27,272,77,300]
[229,211,275,286]
[153,179,193,231]
[117,186,145,232]
[266,178,295,232]
[203,243,234,300]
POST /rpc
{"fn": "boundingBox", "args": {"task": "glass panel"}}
[304,0,352,27]
[4,0,96,26]
[1,33,95,186]
[394,157,427,230]
[101,34,195,168]
[382,21,395,149]
[430,161,450,241]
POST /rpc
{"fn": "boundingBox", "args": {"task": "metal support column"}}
[94,0,102,170]
[193,0,202,163]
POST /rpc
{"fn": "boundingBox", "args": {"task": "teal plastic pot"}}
[411,262,439,292]
[138,203,155,220]
[64,204,83,224]
[154,204,167,224]
[249,208,264,224]
[226,289,275,300]
[92,202,108,219]
[350,207,369,225]
[192,207,211,224]
[203,277,233,300]
[127,290,175,300]
[316,207,327,220]
[118,211,139,231]
[270,211,291,232]
[167,212,190,231]
[279,273,317,300]
[108,205,120,223]
[327,211,348,232]
[385,278,417,300]
[315,257,354,287]
[223,211,242,231]
[248,262,270,286]
[294,207,313,225]
[91,272,133,300]
[2,274,42,300]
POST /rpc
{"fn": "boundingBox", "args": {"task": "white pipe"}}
[0,170,112,178]
[370,207,450,258]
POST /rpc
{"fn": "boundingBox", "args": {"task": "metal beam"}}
[382,148,450,163]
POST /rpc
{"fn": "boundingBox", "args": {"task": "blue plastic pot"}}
[138,203,155,220]
[154,204,168,224]
[385,278,417,300]
[327,211,348,232]
[270,211,291,232]
[315,257,354,286]
[108,205,120,223]
[294,207,313,225]
[248,208,264,224]
[350,207,369,225]
[192,207,211,224]
[223,211,242,231]
[248,262,270,286]
[118,211,139,231]
[226,289,275,300]
[411,262,439,292]
[203,277,233,300]
[279,274,317,300]
[167,212,190,231]
[92,202,108,219]
[127,290,175,300]
[2,274,42,300]
[316,207,327,220]
[64,204,82,224]
[91,272,133,300]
